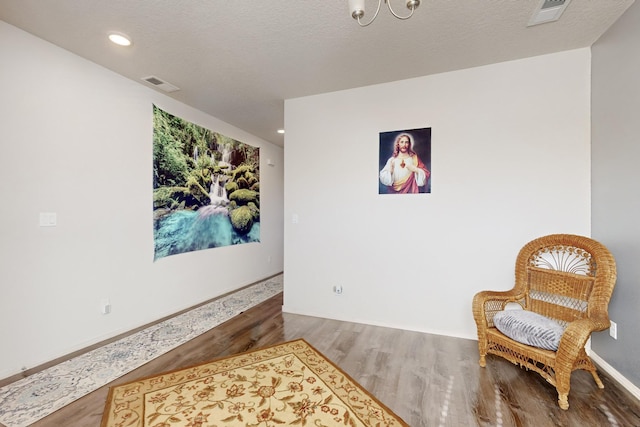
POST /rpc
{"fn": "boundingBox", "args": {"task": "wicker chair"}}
[472,234,617,410]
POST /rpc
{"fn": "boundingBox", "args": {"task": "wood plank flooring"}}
[6,293,640,427]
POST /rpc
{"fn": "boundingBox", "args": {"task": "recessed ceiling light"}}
[108,32,132,47]
[277,129,285,134]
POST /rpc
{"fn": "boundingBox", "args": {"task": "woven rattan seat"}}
[472,234,617,410]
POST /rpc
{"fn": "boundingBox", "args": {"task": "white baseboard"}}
[589,349,640,401]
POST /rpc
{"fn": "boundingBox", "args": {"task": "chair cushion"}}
[493,310,566,351]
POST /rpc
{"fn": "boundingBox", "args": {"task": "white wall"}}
[283,49,591,339]
[0,21,284,379]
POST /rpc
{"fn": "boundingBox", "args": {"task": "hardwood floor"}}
[9,293,640,427]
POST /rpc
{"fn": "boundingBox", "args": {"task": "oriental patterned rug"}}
[101,339,408,427]
[0,275,283,427]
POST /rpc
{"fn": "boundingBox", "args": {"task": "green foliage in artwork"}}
[195,154,215,174]
[235,142,260,170]
[153,131,190,188]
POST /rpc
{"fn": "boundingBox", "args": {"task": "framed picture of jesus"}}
[378,127,431,194]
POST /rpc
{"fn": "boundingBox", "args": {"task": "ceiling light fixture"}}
[349,0,420,27]
[108,32,132,47]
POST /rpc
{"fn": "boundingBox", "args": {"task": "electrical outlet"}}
[609,321,617,340]
[39,212,57,227]
[333,285,343,295]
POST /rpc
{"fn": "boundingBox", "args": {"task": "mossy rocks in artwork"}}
[231,164,254,179]
[186,176,210,204]
[214,166,260,234]
[229,189,259,206]
[153,186,198,210]
[225,181,239,194]
[247,202,259,218]
[236,176,249,189]
[230,205,256,234]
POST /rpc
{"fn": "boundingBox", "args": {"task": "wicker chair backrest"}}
[516,238,614,328]
[526,267,595,326]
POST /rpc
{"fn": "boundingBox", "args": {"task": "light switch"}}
[101,298,111,315]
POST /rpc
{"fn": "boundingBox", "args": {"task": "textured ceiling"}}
[0,0,635,146]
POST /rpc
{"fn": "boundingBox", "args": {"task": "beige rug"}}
[101,339,407,427]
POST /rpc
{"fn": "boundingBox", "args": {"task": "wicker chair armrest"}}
[474,289,523,303]
[556,316,610,365]
[472,289,524,327]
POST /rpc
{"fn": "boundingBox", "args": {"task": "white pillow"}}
[493,310,566,351]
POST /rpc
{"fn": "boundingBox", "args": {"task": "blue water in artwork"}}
[154,208,260,260]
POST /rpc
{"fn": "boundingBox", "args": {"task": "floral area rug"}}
[101,339,408,427]
[0,275,283,427]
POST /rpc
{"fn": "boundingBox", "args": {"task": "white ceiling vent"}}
[141,75,180,93]
[528,0,571,26]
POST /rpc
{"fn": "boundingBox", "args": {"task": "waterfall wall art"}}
[152,105,260,260]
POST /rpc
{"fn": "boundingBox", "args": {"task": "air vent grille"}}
[528,0,571,26]
[141,75,180,93]
[145,76,164,85]
[541,0,566,10]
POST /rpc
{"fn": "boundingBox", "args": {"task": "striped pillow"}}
[493,310,566,351]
